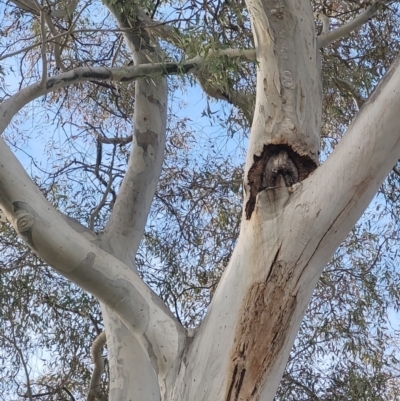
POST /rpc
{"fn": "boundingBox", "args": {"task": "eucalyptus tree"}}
[1,0,400,400]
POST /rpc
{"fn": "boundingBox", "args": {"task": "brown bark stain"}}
[245,144,316,219]
[225,251,298,401]
[135,130,158,152]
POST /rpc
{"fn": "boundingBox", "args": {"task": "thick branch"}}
[87,331,107,401]
[0,135,186,375]
[318,1,391,48]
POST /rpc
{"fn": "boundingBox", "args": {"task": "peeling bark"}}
[226,248,299,401]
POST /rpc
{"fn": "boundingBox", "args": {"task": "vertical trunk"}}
[99,5,171,399]
[244,0,321,219]
[100,66,168,401]
[102,308,160,400]
[168,2,323,400]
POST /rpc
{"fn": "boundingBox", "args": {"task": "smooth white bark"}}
[0,133,186,377]
[98,6,173,399]
[171,49,400,401]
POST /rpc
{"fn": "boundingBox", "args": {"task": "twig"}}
[0,249,31,273]
[8,327,33,401]
[111,34,123,67]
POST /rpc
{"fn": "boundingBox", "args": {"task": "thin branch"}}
[284,374,320,400]
[1,48,256,123]
[40,10,47,87]
[318,0,392,48]
[0,27,140,62]
[62,387,76,401]
[0,49,254,139]
[87,331,107,401]
[5,327,33,401]
[0,249,31,273]
[89,172,113,230]
[111,34,123,67]
[41,296,102,334]
[85,123,133,145]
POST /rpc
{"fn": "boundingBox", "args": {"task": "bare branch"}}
[0,49,255,132]
[87,331,107,401]
[89,172,113,230]
[85,123,133,145]
[318,1,392,48]
[39,10,47,87]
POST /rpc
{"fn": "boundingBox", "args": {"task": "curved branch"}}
[318,1,391,48]
[0,50,255,132]
[87,331,107,401]
[0,135,186,375]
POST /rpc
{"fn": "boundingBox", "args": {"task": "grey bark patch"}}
[135,129,158,151]
[143,333,159,375]
[75,252,96,270]
[245,144,316,219]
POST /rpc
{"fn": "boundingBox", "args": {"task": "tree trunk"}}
[1,0,400,400]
